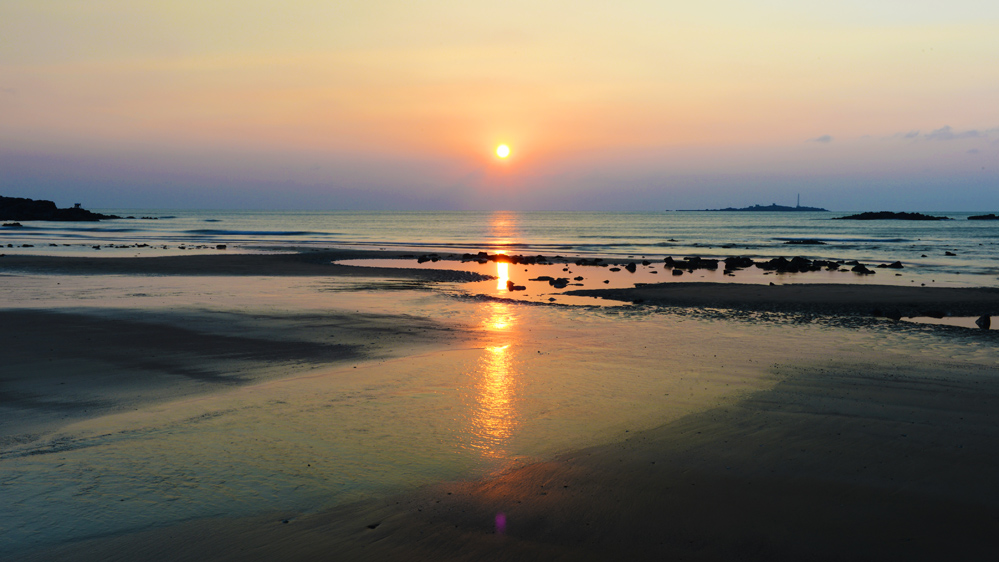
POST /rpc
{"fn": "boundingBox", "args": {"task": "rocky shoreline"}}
[0,196,120,221]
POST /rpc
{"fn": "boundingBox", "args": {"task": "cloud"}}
[808,134,833,143]
[903,130,920,139]
[925,125,981,141]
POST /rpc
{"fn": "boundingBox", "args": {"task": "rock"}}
[550,278,569,289]
[574,276,583,281]
[976,315,991,330]
[0,196,121,221]
[603,280,609,284]
[609,267,621,272]
[886,261,903,269]
[2,222,22,227]
[968,214,999,220]
[851,264,875,274]
[885,310,902,322]
[216,244,227,250]
[834,211,952,221]
[945,251,956,256]
[723,256,755,270]
[625,263,637,273]
[672,269,683,276]
[506,280,526,291]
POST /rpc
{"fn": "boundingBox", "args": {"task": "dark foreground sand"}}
[19,356,999,561]
[0,307,458,441]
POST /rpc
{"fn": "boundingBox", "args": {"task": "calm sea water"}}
[2,210,997,285]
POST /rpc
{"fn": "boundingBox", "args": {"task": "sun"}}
[495,144,510,158]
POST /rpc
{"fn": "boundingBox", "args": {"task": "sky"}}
[1,1,997,211]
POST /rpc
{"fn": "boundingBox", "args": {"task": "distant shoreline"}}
[678,203,829,212]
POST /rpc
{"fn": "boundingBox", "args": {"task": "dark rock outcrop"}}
[834,211,951,221]
[968,214,999,221]
[0,196,120,221]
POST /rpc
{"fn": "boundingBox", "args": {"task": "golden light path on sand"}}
[471,302,518,459]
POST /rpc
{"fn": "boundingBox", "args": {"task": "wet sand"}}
[568,282,999,316]
[0,307,457,441]
[17,354,999,561]
[4,251,999,560]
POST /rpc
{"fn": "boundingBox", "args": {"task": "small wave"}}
[185,229,321,236]
[773,237,911,243]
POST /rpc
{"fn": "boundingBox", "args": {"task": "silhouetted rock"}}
[834,211,951,221]
[505,280,526,291]
[783,239,826,245]
[0,196,120,221]
[723,256,755,270]
[976,315,991,330]
[968,214,999,220]
[625,263,637,273]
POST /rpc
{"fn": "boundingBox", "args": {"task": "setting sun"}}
[496,145,510,158]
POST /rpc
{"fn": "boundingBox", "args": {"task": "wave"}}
[772,237,912,243]
[184,229,327,236]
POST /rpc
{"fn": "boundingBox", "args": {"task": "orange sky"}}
[1,1,997,209]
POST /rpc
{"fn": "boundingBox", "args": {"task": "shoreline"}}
[3,250,997,318]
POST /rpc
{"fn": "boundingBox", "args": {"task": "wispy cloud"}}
[925,125,982,141]
[1,87,16,96]
[886,125,996,142]
[808,134,833,143]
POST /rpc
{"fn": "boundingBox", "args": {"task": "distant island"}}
[968,214,999,220]
[0,196,120,221]
[834,211,952,221]
[691,203,829,212]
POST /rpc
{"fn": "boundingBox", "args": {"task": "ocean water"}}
[1,210,997,286]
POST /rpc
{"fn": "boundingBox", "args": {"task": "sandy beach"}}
[3,251,999,561]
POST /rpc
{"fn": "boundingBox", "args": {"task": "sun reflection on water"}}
[496,261,509,292]
[471,301,519,458]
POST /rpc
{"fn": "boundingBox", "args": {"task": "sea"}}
[2,210,997,287]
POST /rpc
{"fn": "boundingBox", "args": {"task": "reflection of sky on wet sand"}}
[470,213,521,458]
[470,301,519,459]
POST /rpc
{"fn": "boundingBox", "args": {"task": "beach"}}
[3,250,999,560]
